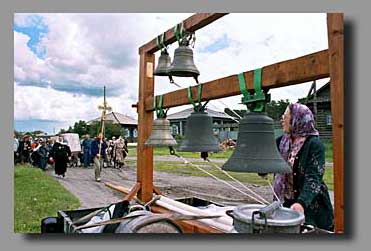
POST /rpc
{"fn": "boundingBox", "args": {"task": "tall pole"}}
[327,13,344,233]
[98,86,111,160]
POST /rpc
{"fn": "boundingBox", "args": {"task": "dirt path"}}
[46,164,276,209]
[47,161,334,209]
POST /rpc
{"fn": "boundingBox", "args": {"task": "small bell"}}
[145,118,177,147]
[221,112,291,174]
[168,39,200,83]
[178,110,221,152]
[154,49,172,76]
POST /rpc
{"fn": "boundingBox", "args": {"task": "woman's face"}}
[281,106,291,133]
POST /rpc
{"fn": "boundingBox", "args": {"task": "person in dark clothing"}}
[81,134,93,168]
[50,135,71,178]
[273,103,334,231]
[18,135,32,165]
[91,133,108,182]
[36,139,49,171]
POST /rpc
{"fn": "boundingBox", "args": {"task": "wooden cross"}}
[97,86,111,159]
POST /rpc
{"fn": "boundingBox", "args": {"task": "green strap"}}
[237,68,266,112]
[174,22,185,44]
[153,95,165,118]
[187,84,203,111]
[253,68,264,98]
[238,73,252,103]
[187,86,196,107]
[156,33,166,50]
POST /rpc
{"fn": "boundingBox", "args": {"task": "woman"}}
[274,103,334,231]
[50,135,71,178]
[113,136,128,169]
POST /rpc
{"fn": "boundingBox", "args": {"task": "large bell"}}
[168,41,200,82]
[154,49,172,76]
[178,111,221,152]
[222,112,291,174]
[145,118,177,147]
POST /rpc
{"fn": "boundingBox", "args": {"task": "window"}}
[326,114,332,126]
[172,125,179,135]
[133,129,138,138]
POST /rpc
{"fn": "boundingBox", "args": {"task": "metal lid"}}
[232,204,305,227]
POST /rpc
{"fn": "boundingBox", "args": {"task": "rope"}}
[266,177,280,203]
[174,154,267,205]
[205,159,270,205]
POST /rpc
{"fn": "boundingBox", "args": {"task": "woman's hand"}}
[290,203,304,213]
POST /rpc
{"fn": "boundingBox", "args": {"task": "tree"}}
[88,121,122,139]
[265,99,290,120]
[71,120,90,137]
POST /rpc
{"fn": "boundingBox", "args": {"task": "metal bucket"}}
[114,210,182,233]
[226,203,305,234]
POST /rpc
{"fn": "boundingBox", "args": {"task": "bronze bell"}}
[168,39,200,83]
[178,110,221,152]
[154,49,172,76]
[221,112,291,174]
[145,118,177,147]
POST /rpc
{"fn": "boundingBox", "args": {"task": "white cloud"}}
[14,13,330,129]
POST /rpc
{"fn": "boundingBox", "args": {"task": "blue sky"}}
[14,15,48,59]
[14,13,329,135]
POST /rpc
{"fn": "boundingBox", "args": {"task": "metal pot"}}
[226,201,305,234]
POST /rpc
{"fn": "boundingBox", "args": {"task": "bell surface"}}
[168,45,200,78]
[222,112,291,174]
[145,118,178,147]
[178,111,221,152]
[154,50,172,76]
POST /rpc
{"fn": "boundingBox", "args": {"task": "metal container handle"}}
[257,201,281,218]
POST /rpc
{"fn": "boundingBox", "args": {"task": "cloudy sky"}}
[14,13,329,134]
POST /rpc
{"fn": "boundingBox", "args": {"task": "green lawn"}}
[14,165,80,233]
[323,139,333,163]
[129,140,334,162]
[128,146,235,159]
[125,158,334,191]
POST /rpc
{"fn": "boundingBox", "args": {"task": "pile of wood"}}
[219,139,236,151]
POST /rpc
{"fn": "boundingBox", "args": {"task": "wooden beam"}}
[137,52,155,203]
[139,13,227,54]
[151,206,224,233]
[145,50,330,111]
[123,182,141,201]
[327,13,344,233]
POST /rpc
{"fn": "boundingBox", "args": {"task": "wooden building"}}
[88,112,138,142]
[166,108,238,141]
[299,82,332,140]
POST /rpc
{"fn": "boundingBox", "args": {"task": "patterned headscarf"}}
[273,103,319,201]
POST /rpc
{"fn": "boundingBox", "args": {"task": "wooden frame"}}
[132,13,344,233]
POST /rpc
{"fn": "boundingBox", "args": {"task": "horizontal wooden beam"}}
[139,13,228,54]
[151,206,224,233]
[145,49,330,111]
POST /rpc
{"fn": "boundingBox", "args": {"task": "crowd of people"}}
[14,133,129,181]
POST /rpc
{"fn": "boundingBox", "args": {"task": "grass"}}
[129,140,334,162]
[323,139,333,162]
[128,145,235,159]
[14,165,81,233]
[125,158,334,191]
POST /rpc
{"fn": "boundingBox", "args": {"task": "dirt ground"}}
[46,163,276,209]
[47,156,334,210]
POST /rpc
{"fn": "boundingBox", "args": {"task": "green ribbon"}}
[153,95,165,118]
[187,84,205,112]
[156,33,166,50]
[174,22,185,44]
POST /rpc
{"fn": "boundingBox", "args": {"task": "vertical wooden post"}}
[327,13,344,233]
[137,52,155,202]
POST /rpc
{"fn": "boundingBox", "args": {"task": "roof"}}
[167,108,236,121]
[88,112,138,125]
